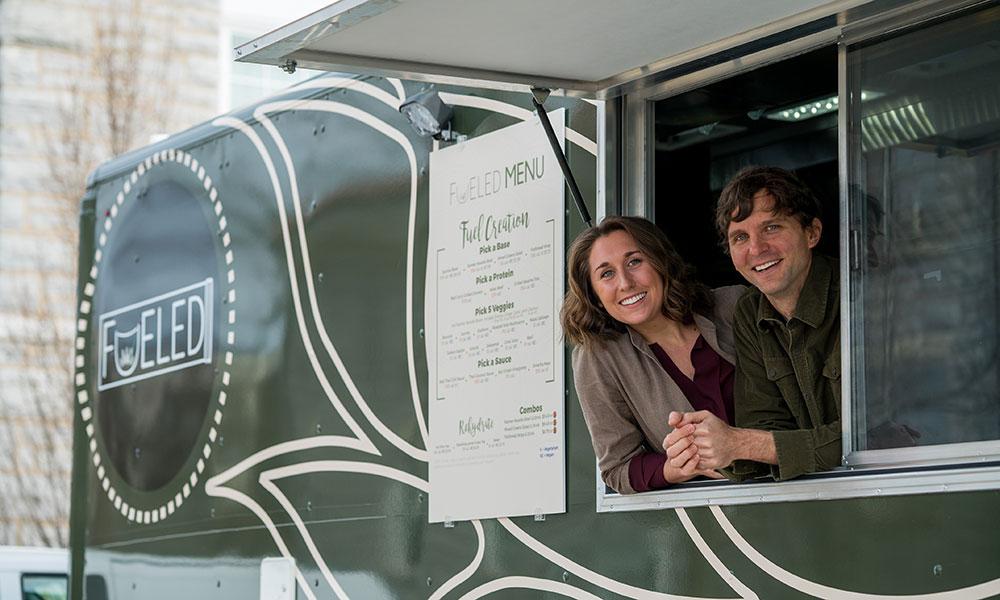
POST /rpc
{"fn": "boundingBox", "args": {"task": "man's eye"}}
[765,223,781,232]
[731,233,748,244]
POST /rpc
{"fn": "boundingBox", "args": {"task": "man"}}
[664,166,840,480]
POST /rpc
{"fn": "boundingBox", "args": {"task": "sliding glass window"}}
[848,4,1000,463]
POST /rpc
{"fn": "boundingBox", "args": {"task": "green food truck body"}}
[70,1,1000,598]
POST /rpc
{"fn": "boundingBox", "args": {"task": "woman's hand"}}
[662,415,724,483]
[666,410,744,471]
[663,453,725,484]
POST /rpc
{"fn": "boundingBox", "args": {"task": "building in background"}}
[0,0,327,547]
[220,0,324,111]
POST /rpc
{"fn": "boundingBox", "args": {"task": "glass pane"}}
[21,574,68,600]
[850,6,1000,452]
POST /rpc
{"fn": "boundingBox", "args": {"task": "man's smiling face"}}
[727,189,821,317]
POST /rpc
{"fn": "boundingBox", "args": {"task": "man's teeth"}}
[753,260,780,272]
[621,292,646,306]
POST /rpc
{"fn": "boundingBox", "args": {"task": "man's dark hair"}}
[714,166,822,252]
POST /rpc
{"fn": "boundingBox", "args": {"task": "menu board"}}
[426,110,566,523]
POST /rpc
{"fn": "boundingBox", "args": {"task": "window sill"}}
[596,462,1000,512]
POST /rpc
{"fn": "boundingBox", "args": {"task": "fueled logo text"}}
[98,279,214,391]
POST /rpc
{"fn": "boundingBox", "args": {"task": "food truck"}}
[69,0,1000,597]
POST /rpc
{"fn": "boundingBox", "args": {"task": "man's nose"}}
[748,234,769,256]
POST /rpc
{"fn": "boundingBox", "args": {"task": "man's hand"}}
[688,411,742,470]
[662,411,724,483]
[666,410,741,470]
[666,410,779,470]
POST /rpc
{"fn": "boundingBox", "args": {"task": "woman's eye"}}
[627,257,641,267]
[600,269,614,279]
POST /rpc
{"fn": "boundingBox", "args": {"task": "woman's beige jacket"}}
[571,286,744,494]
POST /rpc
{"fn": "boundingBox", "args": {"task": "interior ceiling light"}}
[766,95,839,122]
[399,89,454,138]
[765,91,884,122]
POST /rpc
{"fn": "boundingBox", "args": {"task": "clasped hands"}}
[660,410,738,484]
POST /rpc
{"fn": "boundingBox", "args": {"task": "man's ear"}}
[806,217,822,249]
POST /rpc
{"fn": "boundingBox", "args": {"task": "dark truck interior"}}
[652,46,838,287]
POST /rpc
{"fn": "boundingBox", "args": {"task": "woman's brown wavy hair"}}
[560,216,713,347]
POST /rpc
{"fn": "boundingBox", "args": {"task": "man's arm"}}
[665,410,776,470]
[665,394,842,480]
[732,301,841,480]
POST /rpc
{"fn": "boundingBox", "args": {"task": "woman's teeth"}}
[621,292,646,306]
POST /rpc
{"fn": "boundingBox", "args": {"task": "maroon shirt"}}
[627,335,735,492]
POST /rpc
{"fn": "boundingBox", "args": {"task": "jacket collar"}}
[626,311,723,358]
[626,326,655,359]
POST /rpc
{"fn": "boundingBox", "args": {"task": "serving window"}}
[598,1,1000,512]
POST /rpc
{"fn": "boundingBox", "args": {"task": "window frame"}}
[595,0,1000,513]
[20,572,68,600]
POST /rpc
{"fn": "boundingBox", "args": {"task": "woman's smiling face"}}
[587,229,666,330]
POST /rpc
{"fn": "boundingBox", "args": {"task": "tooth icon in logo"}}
[116,345,137,374]
[113,325,140,378]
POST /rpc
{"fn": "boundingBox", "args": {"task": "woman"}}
[561,216,743,494]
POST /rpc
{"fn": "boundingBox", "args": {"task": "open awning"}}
[235,0,872,96]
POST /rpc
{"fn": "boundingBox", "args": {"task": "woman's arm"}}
[572,344,718,493]
[572,344,645,493]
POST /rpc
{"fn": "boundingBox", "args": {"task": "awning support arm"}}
[531,88,593,228]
